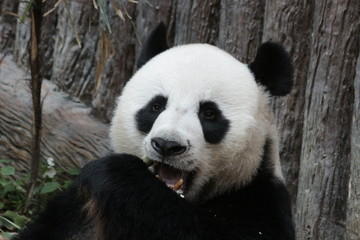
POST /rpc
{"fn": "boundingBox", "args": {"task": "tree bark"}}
[217,0,265,63]
[91,0,137,122]
[135,0,174,65]
[295,0,360,239]
[261,0,314,208]
[13,2,30,67]
[0,0,19,51]
[38,0,58,80]
[0,56,110,171]
[51,1,100,102]
[345,52,360,240]
[27,0,44,206]
[174,0,220,45]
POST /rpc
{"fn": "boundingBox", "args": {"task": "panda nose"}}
[151,137,187,156]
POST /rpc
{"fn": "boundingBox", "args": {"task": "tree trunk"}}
[0,0,359,239]
[26,0,44,207]
[0,56,110,170]
[261,0,313,209]
[295,1,359,239]
[218,0,265,63]
[346,52,360,240]
[0,0,19,51]
[91,0,137,121]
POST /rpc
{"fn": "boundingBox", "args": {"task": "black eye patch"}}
[198,101,230,144]
[136,95,167,134]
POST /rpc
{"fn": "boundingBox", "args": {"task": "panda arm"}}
[77,154,202,240]
[14,186,92,240]
[78,154,277,240]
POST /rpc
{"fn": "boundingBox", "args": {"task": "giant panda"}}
[15,23,295,240]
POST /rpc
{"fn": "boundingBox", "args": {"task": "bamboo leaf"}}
[93,0,98,9]
[0,215,21,230]
[63,0,82,47]
[3,211,28,229]
[20,0,35,23]
[97,0,112,33]
[123,6,132,20]
[144,0,154,7]
[43,0,63,17]
[2,11,20,18]
[111,0,125,21]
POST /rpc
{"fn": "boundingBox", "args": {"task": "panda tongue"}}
[159,163,183,186]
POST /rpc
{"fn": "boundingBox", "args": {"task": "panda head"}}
[110,23,293,202]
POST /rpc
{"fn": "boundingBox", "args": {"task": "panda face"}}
[110,44,265,201]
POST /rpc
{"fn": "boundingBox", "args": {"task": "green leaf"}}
[18,174,30,184]
[33,184,42,195]
[0,178,10,186]
[1,166,15,176]
[0,159,11,163]
[40,182,61,194]
[62,180,73,189]
[3,211,28,229]
[2,182,16,195]
[1,231,14,239]
[0,215,21,230]
[14,183,27,193]
[68,167,80,176]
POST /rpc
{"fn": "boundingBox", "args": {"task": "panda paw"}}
[76,154,150,197]
[75,154,201,240]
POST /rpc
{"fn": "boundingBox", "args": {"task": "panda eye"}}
[202,109,216,120]
[152,103,164,112]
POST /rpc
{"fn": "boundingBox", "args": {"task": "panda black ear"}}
[249,42,294,96]
[137,22,169,69]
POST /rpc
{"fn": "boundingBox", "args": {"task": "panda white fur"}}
[16,23,295,240]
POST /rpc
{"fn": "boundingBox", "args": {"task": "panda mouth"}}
[149,160,189,197]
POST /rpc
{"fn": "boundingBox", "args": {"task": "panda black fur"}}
[15,23,295,240]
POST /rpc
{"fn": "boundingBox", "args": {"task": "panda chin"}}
[152,161,189,197]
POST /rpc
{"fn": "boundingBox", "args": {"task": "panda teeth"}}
[148,165,155,173]
[173,178,184,190]
[163,179,184,190]
[155,174,184,191]
[152,163,185,198]
[144,157,159,173]
[142,155,153,166]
